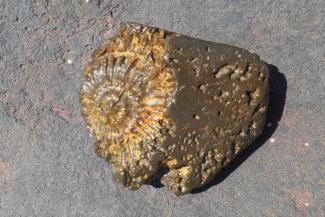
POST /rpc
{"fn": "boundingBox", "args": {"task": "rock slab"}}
[80,23,269,195]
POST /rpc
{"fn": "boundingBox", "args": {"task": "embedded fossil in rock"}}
[80,22,269,195]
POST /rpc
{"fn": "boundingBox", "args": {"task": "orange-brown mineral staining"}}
[80,23,269,195]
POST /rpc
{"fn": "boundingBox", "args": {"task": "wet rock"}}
[80,23,269,195]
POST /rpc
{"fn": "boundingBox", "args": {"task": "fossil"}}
[80,22,269,195]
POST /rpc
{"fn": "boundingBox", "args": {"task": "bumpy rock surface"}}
[80,22,269,195]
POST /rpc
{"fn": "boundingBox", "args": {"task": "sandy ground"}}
[0,0,324,217]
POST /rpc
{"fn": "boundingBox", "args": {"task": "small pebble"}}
[67,59,73,64]
[193,114,200,120]
[270,138,275,143]
[305,202,309,207]
[304,142,309,147]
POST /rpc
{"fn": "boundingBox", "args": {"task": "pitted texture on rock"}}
[80,23,269,195]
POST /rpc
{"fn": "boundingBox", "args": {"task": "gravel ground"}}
[0,0,324,217]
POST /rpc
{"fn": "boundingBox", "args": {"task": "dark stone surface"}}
[0,0,324,216]
[80,23,269,195]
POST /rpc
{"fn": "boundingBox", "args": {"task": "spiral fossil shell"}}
[80,23,269,195]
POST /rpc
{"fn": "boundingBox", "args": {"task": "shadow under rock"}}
[191,64,287,194]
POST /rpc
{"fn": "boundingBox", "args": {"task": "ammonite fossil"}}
[80,22,269,195]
